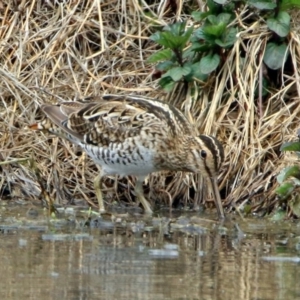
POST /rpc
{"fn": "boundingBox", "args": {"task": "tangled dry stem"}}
[0,0,300,215]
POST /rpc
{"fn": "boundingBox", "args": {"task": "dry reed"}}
[0,0,299,216]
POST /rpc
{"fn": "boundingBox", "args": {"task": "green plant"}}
[148,0,296,92]
[275,140,300,218]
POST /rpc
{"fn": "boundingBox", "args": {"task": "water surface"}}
[0,205,299,300]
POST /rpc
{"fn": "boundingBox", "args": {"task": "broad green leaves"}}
[148,22,195,90]
[194,12,237,47]
[280,0,300,10]
[147,49,173,63]
[215,27,238,47]
[267,12,290,37]
[263,43,288,70]
[277,166,300,184]
[276,141,300,217]
[150,23,193,50]
[275,181,296,199]
[248,0,277,10]
[199,54,220,74]
[165,65,192,81]
[263,10,291,70]
[148,0,292,92]
[147,10,239,91]
[280,141,300,152]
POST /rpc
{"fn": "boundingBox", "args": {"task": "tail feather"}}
[38,104,83,140]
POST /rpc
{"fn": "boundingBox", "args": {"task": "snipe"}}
[31,94,225,218]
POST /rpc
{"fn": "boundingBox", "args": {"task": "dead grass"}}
[0,0,300,216]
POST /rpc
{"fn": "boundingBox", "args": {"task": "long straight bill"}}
[210,177,225,219]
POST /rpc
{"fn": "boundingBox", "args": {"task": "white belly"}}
[81,143,157,176]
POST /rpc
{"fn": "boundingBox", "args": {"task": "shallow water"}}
[0,205,300,300]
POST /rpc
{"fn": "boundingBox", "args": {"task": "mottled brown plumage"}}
[32,94,225,218]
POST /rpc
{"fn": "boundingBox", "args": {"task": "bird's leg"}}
[135,177,153,214]
[94,171,106,213]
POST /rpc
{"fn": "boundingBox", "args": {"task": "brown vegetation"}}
[0,0,300,216]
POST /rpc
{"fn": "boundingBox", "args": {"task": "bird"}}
[30,94,225,218]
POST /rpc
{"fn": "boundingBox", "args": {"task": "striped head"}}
[189,135,225,218]
[194,135,224,178]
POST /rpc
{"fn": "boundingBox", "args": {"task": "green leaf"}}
[182,47,194,59]
[277,166,300,184]
[147,49,173,63]
[193,28,211,41]
[207,0,222,13]
[157,25,193,50]
[267,11,290,37]
[263,43,288,70]
[203,23,227,38]
[199,54,220,74]
[207,15,219,25]
[165,22,187,36]
[165,65,192,81]
[205,14,232,37]
[159,76,176,92]
[280,141,300,152]
[160,32,182,48]
[275,181,295,198]
[191,62,209,81]
[149,32,162,43]
[162,22,193,49]
[215,27,238,48]
[193,28,205,40]
[217,13,233,24]
[248,0,277,10]
[150,25,192,49]
[194,24,225,43]
[179,26,194,48]
[180,62,194,82]
[150,32,174,48]
[284,166,300,181]
[191,42,212,52]
[223,2,236,12]
[156,61,176,71]
[280,0,300,10]
[191,11,211,21]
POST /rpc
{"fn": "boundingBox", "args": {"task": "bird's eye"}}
[200,150,207,158]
